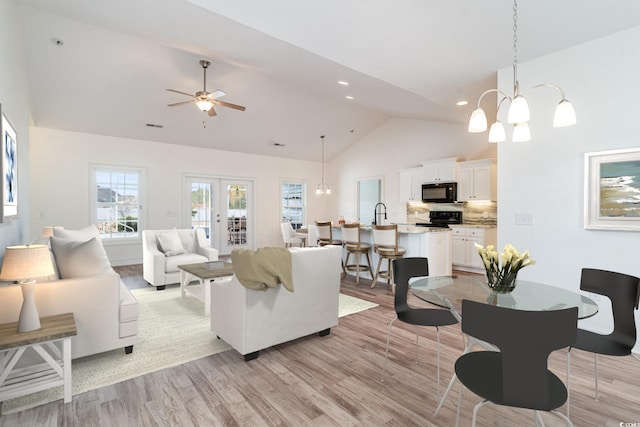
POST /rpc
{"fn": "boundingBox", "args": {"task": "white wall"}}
[497,26,640,348]
[0,0,31,255]
[29,127,328,264]
[330,117,496,225]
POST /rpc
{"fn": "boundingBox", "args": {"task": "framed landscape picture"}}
[584,148,640,231]
[1,106,18,222]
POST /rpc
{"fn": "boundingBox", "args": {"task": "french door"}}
[184,175,254,255]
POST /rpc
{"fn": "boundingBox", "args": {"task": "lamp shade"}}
[0,245,55,281]
[507,95,530,124]
[512,122,531,142]
[488,121,506,143]
[553,99,577,127]
[196,99,213,111]
[468,108,488,133]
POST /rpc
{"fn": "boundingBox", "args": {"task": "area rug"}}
[1,287,377,414]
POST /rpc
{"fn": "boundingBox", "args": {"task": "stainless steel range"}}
[415,211,462,229]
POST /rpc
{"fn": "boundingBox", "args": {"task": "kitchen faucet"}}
[373,202,387,226]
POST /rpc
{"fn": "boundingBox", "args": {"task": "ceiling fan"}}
[166,60,246,117]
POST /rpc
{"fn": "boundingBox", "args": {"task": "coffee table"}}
[178,261,234,315]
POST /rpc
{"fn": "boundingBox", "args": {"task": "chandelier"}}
[316,135,331,195]
[468,0,576,143]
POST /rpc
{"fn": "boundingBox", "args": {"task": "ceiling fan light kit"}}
[468,0,576,143]
[166,59,246,121]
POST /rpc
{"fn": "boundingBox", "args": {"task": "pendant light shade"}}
[467,0,576,143]
[468,108,488,133]
[512,122,531,142]
[507,95,530,124]
[488,121,506,143]
[553,99,577,127]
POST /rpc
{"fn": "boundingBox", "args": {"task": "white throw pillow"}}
[157,230,186,257]
[50,236,113,279]
[53,225,101,242]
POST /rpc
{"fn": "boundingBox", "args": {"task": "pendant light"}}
[468,0,576,142]
[316,135,331,195]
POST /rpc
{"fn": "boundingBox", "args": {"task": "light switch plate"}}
[515,213,535,225]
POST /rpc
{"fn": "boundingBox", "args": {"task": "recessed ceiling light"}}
[338,81,349,86]
[456,100,469,106]
[345,95,354,100]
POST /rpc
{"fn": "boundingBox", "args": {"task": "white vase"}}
[17,280,41,332]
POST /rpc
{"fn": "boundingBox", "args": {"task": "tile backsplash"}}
[407,201,497,226]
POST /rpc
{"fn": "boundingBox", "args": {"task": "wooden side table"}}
[0,312,77,403]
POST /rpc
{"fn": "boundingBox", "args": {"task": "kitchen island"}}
[331,225,452,282]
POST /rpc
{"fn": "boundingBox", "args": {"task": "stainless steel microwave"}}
[422,182,457,203]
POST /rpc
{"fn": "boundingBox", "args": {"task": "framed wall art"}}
[1,105,18,222]
[584,148,640,231]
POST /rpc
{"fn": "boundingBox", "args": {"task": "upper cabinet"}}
[422,158,458,183]
[399,167,424,201]
[457,159,496,201]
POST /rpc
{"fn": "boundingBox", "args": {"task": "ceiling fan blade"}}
[167,100,196,107]
[206,89,227,99]
[166,88,195,97]
[212,100,246,111]
[207,106,217,117]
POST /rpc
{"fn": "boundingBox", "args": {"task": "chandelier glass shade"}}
[316,135,331,195]
[468,0,576,143]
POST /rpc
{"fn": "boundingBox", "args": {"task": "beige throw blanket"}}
[231,247,294,292]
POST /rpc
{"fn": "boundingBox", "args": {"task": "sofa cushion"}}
[164,253,209,273]
[157,229,186,257]
[50,236,113,279]
[53,225,101,242]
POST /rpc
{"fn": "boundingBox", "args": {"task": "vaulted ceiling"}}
[16,0,640,161]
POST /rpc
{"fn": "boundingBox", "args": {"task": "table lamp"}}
[0,245,55,332]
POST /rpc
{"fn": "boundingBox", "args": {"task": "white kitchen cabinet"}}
[399,167,424,201]
[457,159,496,201]
[450,226,496,272]
[422,158,457,183]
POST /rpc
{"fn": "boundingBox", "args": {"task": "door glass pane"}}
[190,182,212,240]
[227,184,247,246]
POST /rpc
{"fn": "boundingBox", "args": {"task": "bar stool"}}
[372,224,405,290]
[315,221,345,276]
[341,223,373,285]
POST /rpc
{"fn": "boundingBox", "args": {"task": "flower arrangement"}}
[475,243,536,293]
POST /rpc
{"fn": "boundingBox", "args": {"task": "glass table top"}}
[410,275,599,319]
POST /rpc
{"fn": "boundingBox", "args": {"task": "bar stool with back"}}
[315,221,346,276]
[371,224,405,290]
[341,223,373,285]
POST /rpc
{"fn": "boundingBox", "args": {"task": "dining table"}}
[409,274,599,423]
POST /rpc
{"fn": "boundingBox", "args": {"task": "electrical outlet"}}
[515,213,535,225]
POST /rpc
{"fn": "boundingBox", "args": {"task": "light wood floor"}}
[1,265,639,426]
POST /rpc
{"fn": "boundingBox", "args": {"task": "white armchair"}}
[142,228,218,290]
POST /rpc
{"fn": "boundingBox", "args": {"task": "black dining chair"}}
[455,299,577,427]
[566,268,640,416]
[381,258,458,399]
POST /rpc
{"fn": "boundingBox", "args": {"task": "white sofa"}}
[0,226,138,359]
[142,228,219,290]
[211,245,342,360]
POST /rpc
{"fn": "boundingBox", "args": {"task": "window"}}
[91,165,144,240]
[281,181,305,230]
